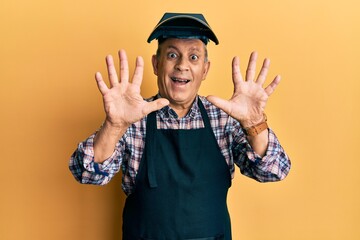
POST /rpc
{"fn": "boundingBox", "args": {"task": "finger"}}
[95,72,109,95]
[142,98,170,115]
[246,51,258,81]
[106,55,119,87]
[232,56,244,91]
[206,95,232,115]
[265,75,281,96]
[256,58,270,86]
[132,56,144,86]
[118,49,129,83]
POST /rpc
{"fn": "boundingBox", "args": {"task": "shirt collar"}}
[156,93,200,119]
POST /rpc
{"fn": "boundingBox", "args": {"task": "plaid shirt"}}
[69,95,291,195]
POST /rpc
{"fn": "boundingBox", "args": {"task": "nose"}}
[175,57,189,72]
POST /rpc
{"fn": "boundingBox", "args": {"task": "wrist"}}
[240,113,267,129]
[100,119,129,138]
[242,113,268,137]
[103,118,130,131]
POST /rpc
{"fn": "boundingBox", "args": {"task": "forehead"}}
[159,38,206,52]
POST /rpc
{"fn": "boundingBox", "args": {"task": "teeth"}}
[171,77,190,83]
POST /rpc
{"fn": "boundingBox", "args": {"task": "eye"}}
[190,54,199,61]
[167,52,178,59]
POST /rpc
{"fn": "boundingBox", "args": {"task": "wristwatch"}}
[243,114,268,137]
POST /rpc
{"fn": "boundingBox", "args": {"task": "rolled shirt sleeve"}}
[69,133,123,185]
[232,124,291,182]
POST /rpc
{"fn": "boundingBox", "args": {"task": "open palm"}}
[207,52,281,128]
[95,50,169,128]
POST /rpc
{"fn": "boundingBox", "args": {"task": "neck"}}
[169,98,197,118]
[169,103,191,118]
[156,93,197,118]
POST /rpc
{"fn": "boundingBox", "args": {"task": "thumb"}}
[143,98,170,115]
[206,95,231,115]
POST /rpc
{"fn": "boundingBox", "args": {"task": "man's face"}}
[152,38,210,109]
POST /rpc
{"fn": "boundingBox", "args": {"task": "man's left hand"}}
[207,51,281,128]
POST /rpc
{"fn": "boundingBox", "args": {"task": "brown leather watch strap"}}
[243,121,268,136]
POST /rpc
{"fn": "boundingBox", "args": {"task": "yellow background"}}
[1,0,359,239]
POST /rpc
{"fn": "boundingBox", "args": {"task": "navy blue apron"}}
[123,99,232,240]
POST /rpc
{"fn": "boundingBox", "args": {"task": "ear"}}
[202,61,211,80]
[151,55,158,76]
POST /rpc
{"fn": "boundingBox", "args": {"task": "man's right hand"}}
[93,50,169,163]
[95,50,169,129]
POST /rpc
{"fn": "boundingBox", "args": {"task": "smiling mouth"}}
[171,77,190,84]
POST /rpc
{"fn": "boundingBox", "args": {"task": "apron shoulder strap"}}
[145,111,158,188]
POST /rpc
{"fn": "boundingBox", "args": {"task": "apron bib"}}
[123,100,232,240]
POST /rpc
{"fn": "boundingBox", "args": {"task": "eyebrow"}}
[166,45,201,53]
[166,45,178,51]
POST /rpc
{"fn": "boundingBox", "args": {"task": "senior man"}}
[69,12,291,240]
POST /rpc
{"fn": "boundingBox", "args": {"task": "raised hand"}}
[207,51,281,128]
[95,50,169,128]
